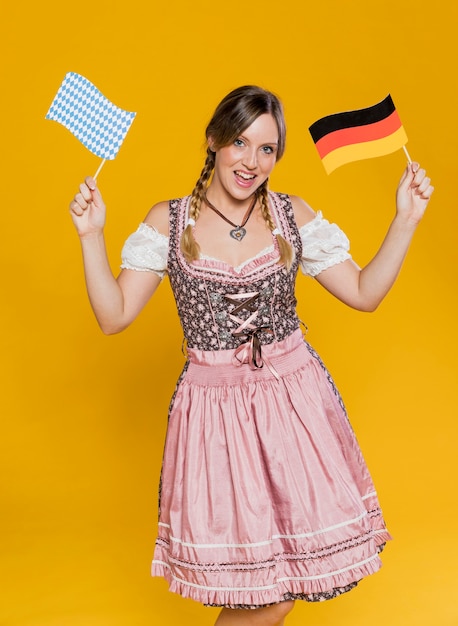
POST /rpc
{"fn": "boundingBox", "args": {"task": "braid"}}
[258,181,294,271]
[182,157,293,271]
[180,149,215,262]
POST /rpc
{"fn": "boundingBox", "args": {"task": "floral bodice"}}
[167,193,302,352]
[121,192,352,353]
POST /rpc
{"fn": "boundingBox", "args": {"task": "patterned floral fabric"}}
[120,197,352,281]
[134,192,390,608]
[167,193,302,352]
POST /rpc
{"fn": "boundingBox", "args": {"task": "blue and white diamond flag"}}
[46,72,136,160]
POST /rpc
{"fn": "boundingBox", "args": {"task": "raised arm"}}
[293,163,434,311]
[70,176,167,334]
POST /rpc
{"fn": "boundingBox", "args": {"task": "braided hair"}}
[180,148,215,263]
[180,86,294,269]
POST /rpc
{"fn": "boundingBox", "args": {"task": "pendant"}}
[230,226,246,241]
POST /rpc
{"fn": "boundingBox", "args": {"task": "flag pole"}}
[93,158,106,180]
[402,145,412,165]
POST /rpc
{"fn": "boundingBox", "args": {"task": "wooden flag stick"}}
[402,145,412,165]
[93,158,106,180]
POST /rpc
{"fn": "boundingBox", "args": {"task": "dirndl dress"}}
[121,192,392,608]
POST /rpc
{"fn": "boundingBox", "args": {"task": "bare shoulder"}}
[143,200,170,237]
[289,195,317,229]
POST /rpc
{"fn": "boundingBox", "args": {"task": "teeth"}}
[236,171,255,180]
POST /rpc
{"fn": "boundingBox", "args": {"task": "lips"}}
[234,170,257,187]
[235,170,256,180]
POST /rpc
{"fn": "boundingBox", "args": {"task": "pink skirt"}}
[152,329,391,607]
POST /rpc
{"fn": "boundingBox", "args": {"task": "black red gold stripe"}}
[309,95,408,174]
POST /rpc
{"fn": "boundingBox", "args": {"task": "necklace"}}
[203,193,257,241]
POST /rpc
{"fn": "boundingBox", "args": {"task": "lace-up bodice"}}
[167,193,302,351]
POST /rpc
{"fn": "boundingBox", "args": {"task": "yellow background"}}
[1,1,457,625]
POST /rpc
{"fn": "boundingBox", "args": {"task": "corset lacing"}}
[225,291,280,380]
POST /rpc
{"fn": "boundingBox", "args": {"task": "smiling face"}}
[209,113,279,203]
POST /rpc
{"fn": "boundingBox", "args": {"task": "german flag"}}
[309,95,408,174]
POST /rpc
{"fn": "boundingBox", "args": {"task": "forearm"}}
[316,214,420,312]
[349,162,434,311]
[357,214,418,311]
[79,232,127,333]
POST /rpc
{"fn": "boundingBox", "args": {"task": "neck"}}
[204,192,256,219]
[203,192,258,241]
[205,188,258,215]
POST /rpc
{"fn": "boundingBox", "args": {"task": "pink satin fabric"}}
[152,329,391,606]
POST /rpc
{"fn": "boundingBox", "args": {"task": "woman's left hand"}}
[396,162,434,225]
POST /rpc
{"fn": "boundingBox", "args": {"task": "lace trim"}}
[120,222,168,278]
[299,211,351,277]
[120,202,351,279]
[203,582,359,608]
[196,244,279,276]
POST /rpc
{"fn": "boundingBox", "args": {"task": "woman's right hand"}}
[69,176,106,238]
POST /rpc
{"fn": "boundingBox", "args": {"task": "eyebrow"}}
[238,134,279,146]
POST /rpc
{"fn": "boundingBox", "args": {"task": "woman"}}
[70,86,433,626]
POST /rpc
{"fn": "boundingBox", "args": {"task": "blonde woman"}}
[70,86,433,626]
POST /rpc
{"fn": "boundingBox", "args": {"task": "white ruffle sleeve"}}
[299,211,351,277]
[121,223,169,279]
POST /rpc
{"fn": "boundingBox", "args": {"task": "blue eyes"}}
[233,139,275,154]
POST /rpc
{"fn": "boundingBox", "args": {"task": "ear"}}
[207,136,216,152]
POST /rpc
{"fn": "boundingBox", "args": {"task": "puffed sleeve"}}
[299,211,351,277]
[121,223,169,279]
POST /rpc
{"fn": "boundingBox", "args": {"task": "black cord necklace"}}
[203,193,257,241]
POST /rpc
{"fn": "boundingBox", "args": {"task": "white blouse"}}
[120,211,351,279]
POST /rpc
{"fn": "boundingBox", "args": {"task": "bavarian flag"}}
[46,72,136,161]
[309,95,408,174]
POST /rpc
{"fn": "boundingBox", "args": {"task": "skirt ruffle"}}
[152,329,391,607]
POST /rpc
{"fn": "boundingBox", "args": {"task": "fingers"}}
[416,176,434,199]
[409,164,434,200]
[70,196,86,217]
[69,182,91,216]
[69,177,100,216]
[399,162,434,200]
[85,175,96,191]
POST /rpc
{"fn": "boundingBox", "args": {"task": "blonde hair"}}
[180,86,294,270]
